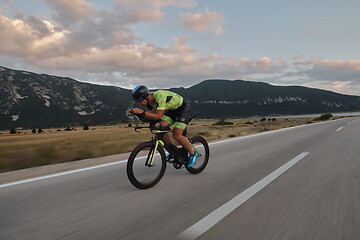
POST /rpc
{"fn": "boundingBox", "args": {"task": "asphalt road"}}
[1,117,360,240]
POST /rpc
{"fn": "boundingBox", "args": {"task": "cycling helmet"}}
[132,85,150,102]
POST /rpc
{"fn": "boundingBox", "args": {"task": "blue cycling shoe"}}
[186,151,199,168]
[166,153,174,161]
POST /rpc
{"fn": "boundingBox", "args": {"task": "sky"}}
[1,0,360,95]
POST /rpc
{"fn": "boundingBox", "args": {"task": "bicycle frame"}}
[146,131,167,167]
[145,127,201,167]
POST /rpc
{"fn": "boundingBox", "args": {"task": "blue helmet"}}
[132,85,150,102]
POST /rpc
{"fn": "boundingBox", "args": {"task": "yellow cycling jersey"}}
[147,90,183,111]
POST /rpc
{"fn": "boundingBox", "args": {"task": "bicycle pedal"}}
[173,162,183,169]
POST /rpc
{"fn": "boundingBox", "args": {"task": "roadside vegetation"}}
[313,113,333,121]
[0,114,348,173]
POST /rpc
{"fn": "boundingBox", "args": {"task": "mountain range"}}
[1,66,360,129]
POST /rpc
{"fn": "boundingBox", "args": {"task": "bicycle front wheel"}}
[127,142,166,189]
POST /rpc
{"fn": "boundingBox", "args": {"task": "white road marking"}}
[0,160,127,188]
[336,127,343,132]
[178,152,310,240]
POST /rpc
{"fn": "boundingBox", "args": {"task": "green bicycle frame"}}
[148,129,170,166]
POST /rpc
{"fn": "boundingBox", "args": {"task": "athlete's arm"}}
[128,108,164,120]
[143,109,164,120]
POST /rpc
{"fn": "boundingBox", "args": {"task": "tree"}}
[38,128,43,133]
[32,128,36,133]
[10,128,17,134]
[83,124,89,130]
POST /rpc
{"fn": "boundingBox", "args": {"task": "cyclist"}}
[128,85,199,167]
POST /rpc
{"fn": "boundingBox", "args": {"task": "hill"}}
[169,79,360,119]
[0,66,132,129]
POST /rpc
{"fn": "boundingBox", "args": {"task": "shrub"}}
[65,126,73,131]
[83,124,89,130]
[212,119,234,126]
[32,128,36,133]
[260,117,266,122]
[10,128,17,134]
[314,113,333,121]
[38,128,43,133]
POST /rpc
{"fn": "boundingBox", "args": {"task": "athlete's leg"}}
[160,120,172,144]
[172,127,195,155]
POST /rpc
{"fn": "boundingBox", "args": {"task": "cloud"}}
[266,58,360,96]
[45,0,96,25]
[0,15,82,59]
[115,0,196,23]
[180,7,224,35]
[144,0,196,8]
[0,11,290,88]
[116,0,165,23]
[294,58,360,82]
[0,0,217,76]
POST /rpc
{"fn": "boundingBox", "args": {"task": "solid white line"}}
[336,127,343,132]
[0,160,127,189]
[178,152,310,240]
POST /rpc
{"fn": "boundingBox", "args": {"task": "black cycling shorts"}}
[161,101,191,129]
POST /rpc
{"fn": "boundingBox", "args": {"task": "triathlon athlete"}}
[128,85,199,167]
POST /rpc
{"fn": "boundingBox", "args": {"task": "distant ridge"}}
[1,66,360,129]
[169,79,360,119]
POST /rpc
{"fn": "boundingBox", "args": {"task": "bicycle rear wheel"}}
[186,136,210,174]
[127,142,166,189]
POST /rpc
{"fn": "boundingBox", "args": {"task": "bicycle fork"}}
[145,140,164,167]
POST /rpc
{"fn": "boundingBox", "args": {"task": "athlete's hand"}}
[128,108,144,115]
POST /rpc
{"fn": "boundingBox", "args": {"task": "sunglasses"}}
[135,97,147,103]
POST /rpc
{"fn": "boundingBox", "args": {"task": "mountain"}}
[169,80,360,119]
[1,66,360,129]
[0,66,132,129]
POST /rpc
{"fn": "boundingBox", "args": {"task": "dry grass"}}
[0,125,152,172]
[0,116,344,172]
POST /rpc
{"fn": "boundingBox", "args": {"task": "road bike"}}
[127,111,210,189]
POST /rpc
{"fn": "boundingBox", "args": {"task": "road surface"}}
[1,117,360,240]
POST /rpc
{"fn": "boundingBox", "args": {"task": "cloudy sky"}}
[1,0,360,95]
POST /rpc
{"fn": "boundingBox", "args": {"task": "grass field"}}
[0,116,346,173]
